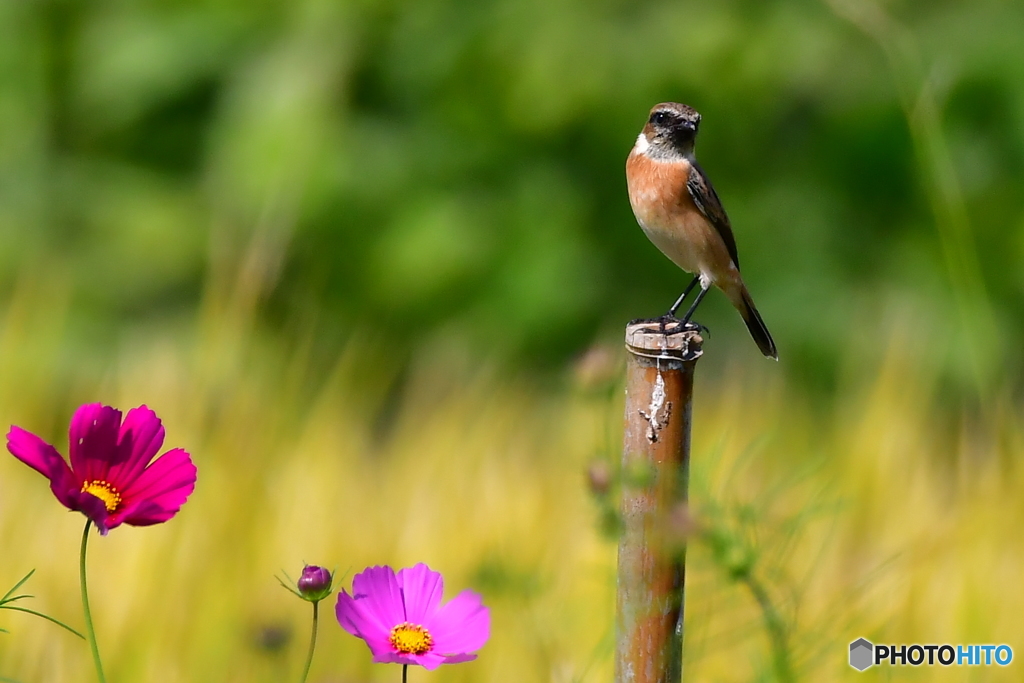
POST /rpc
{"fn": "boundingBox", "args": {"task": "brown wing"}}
[686,160,740,269]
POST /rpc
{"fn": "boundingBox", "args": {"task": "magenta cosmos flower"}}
[6,403,196,535]
[336,563,490,670]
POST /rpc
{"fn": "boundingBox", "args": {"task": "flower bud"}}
[297,565,333,602]
[586,461,612,496]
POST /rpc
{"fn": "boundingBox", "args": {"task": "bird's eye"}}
[650,111,670,126]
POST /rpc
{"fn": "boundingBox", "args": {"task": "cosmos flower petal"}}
[114,498,184,528]
[335,592,363,636]
[427,589,490,655]
[369,650,445,670]
[411,652,447,670]
[337,582,402,642]
[352,566,407,627]
[6,427,79,509]
[441,653,478,664]
[71,489,114,535]
[370,651,404,665]
[120,448,196,509]
[376,651,433,667]
[378,654,406,666]
[69,404,123,481]
[336,590,391,641]
[397,563,445,624]
[364,635,403,662]
[106,405,166,487]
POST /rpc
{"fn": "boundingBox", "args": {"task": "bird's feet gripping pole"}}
[627,315,703,336]
[628,275,713,337]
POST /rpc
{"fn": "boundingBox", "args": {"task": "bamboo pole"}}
[615,320,702,683]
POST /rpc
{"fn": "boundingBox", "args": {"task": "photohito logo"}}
[849,638,1013,671]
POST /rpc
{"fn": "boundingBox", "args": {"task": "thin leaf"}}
[0,595,33,607]
[276,574,303,599]
[0,570,35,603]
[0,606,85,639]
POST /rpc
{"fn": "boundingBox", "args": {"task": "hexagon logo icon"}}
[849,638,873,671]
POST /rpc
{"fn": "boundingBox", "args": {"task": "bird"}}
[625,102,777,360]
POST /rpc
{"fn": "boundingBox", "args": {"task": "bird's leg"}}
[678,282,710,333]
[656,275,701,333]
[667,275,701,317]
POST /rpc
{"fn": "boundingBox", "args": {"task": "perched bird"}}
[625,102,777,360]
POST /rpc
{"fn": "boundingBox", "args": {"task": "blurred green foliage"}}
[2,0,1022,389]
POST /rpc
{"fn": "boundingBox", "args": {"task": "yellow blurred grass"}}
[1,276,1023,682]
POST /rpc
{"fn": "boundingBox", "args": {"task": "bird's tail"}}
[735,285,778,360]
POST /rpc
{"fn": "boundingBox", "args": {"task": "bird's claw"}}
[628,315,708,337]
[681,320,710,337]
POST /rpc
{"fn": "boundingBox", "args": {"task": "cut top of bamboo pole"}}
[625,321,703,363]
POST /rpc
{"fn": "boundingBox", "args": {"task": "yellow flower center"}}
[388,622,433,655]
[81,480,122,512]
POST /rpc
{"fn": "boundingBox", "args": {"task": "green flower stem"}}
[80,520,107,683]
[402,664,408,683]
[297,600,320,683]
[742,572,792,683]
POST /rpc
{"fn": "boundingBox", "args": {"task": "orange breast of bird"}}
[626,151,724,279]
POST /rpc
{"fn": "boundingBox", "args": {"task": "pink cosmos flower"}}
[336,563,490,670]
[6,403,196,535]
